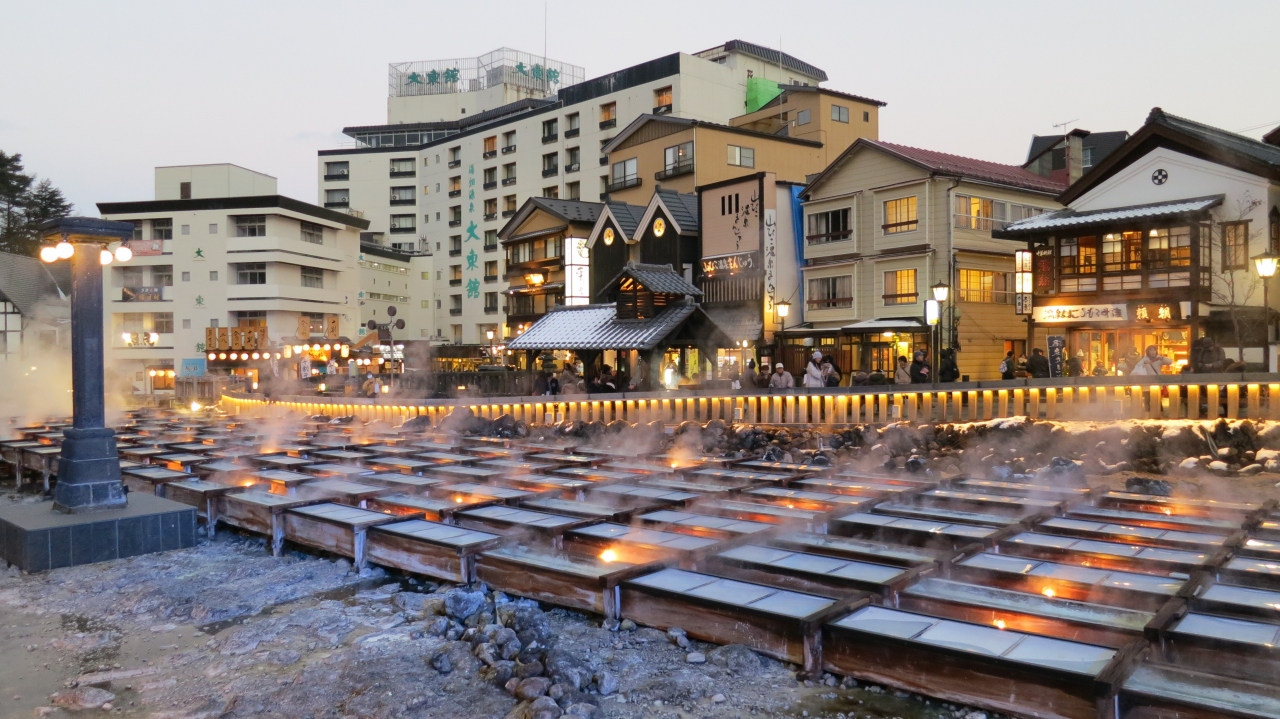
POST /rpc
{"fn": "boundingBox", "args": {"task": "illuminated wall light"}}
[208,353,216,361]
[114,245,133,262]
[148,332,159,344]
[148,369,157,377]
[251,352,261,360]
[100,249,114,265]
[166,370,175,378]
[219,353,227,360]
[55,242,74,259]
[39,246,58,263]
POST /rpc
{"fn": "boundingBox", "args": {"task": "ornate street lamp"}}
[1254,251,1280,366]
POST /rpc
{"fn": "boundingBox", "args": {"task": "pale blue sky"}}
[2,0,1278,213]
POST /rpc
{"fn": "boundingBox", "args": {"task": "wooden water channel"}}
[5,412,1280,719]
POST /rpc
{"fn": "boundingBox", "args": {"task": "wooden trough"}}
[1000,532,1220,575]
[162,478,244,536]
[949,551,1186,614]
[121,466,197,496]
[706,543,923,601]
[283,502,406,570]
[563,522,723,568]
[475,545,654,619]
[830,511,1007,550]
[216,490,331,555]
[1118,661,1280,719]
[365,519,506,583]
[453,505,597,547]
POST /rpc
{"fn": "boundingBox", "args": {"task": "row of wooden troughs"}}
[6,413,1280,719]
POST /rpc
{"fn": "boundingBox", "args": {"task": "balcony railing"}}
[448,219,462,227]
[502,177,517,186]
[502,209,516,218]
[450,308,462,316]
[542,133,558,144]
[565,163,580,174]
[449,248,462,256]
[655,162,693,180]
[484,243,498,252]
[449,278,462,286]
[448,159,461,169]
[448,189,461,198]
[501,145,517,154]
[483,181,497,190]
[542,167,559,178]
[599,118,616,130]
[882,292,919,305]
[389,170,416,178]
[324,201,349,208]
[807,297,854,310]
[483,212,497,221]
[389,226,416,234]
[482,150,497,159]
[605,176,641,193]
[484,305,499,314]
[599,156,608,166]
[564,127,580,138]
[323,173,349,181]
[389,198,416,206]
[806,231,852,245]
[484,275,498,283]
[653,103,672,115]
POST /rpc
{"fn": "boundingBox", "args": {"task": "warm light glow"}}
[925,299,940,326]
[1041,587,1056,598]
[603,228,615,246]
[932,281,949,302]
[1015,271,1033,294]
[653,217,666,237]
[457,385,467,390]
[122,332,132,343]
[219,353,227,360]
[251,352,260,360]
[166,370,175,378]
[323,344,332,351]
[148,332,159,344]
[114,245,133,262]
[486,330,494,340]
[149,369,158,377]
[1015,249,1032,273]
[252,381,259,390]
[1255,252,1280,279]
[39,246,58,263]
[100,249,114,265]
[293,345,303,353]
[776,302,790,318]
[208,353,216,361]
[340,345,349,358]
[993,619,1007,630]
[600,549,618,563]
[318,383,326,392]
[381,385,390,394]
[525,273,545,286]
[190,401,202,412]
[55,242,74,259]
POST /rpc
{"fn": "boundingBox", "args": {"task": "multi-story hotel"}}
[318,42,831,351]
[98,164,366,393]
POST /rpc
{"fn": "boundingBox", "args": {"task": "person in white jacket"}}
[1128,345,1173,376]
[803,350,825,388]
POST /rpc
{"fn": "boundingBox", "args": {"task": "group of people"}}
[531,361,639,396]
[997,336,1245,379]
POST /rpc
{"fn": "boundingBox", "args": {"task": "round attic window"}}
[603,227,614,246]
[653,218,666,237]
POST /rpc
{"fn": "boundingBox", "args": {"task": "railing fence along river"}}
[223,372,1280,425]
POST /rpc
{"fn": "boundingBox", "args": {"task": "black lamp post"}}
[39,217,136,513]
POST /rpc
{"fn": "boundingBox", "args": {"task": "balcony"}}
[502,177,517,186]
[484,306,498,314]
[450,308,462,316]
[564,127,580,139]
[324,200,349,208]
[449,248,461,256]
[655,162,693,180]
[542,167,559,178]
[484,212,497,221]
[448,189,461,198]
[502,145,517,154]
[565,163,580,174]
[449,278,462,286]
[323,173,349,181]
[389,170,416,178]
[484,243,498,252]
[482,150,497,160]
[389,226,416,234]
[806,231,852,246]
[599,118,616,130]
[389,198,416,206]
[605,176,641,193]
[483,181,497,190]
[653,104,672,115]
[120,286,168,302]
[807,297,854,310]
[448,219,462,227]
[542,133,558,144]
[448,159,461,169]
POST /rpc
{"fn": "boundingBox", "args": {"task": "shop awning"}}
[843,318,925,331]
[993,195,1224,238]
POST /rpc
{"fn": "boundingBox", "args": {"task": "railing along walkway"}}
[221,373,1280,427]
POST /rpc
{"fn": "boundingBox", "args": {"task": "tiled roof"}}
[507,301,697,351]
[604,201,646,237]
[995,195,1223,237]
[0,251,68,318]
[873,141,1068,194]
[653,189,699,233]
[530,197,603,224]
[607,262,701,296]
[1148,108,1280,171]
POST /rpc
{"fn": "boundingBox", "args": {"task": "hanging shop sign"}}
[205,327,269,351]
[701,251,758,275]
[1032,304,1128,322]
[1130,302,1181,322]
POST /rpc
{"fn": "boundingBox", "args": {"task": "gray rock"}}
[516,677,553,700]
[491,660,516,687]
[711,693,727,703]
[516,660,544,678]
[708,644,762,675]
[1209,460,1232,476]
[595,671,618,696]
[504,677,522,696]
[686,651,706,664]
[529,695,562,718]
[511,606,554,647]
[544,647,591,689]
[424,616,450,636]
[443,587,488,619]
[49,687,115,711]
[563,703,599,718]
[619,619,636,632]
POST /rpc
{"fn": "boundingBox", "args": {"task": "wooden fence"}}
[220,372,1280,427]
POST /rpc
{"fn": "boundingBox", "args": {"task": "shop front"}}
[1032,300,1192,375]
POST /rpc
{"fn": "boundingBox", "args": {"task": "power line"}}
[1233,119,1279,134]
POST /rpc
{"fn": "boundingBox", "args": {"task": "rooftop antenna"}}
[1053,118,1079,134]
[543,0,548,92]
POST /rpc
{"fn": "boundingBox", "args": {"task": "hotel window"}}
[451,324,462,343]
[502,130,516,150]
[542,186,559,199]
[302,312,325,334]
[484,230,498,251]
[959,269,1014,304]
[234,310,266,328]
[450,295,462,311]
[566,146,580,170]
[122,312,144,333]
[663,141,693,171]
[807,275,853,309]
[128,221,143,240]
[727,145,754,168]
[390,158,414,175]
[1147,227,1191,269]
[483,167,497,186]
[450,265,462,283]
[883,269,918,305]
[449,176,461,194]
[300,221,324,245]
[654,86,672,108]
[151,265,173,287]
[953,195,1009,231]
[448,147,461,164]
[325,188,349,206]
[484,260,498,282]
[179,182,191,199]
[151,312,174,335]
[504,195,517,212]
[796,109,811,126]
[235,215,266,237]
[542,119,558,140]
[611,158,637,185]
[600,102,616,123]
[450,235,462,255]
[483,136,497,155]
[566,113,580,135]
[1056,237,1098,292]
[390,214,416,233]
[484,292,499,313]
[449,206,461,223]
[831,104,850,123]
[807,208,851,244]
[566,181,580,200]
[484,198,497,217]
[301,267,324,289]
[882,197,918,234]
[236,263,266,285]
[151,218,173,240]
[1102,231,1142,273]
[503,163,517,182]
[1223,221,1250,270]
[390,186,415,204]
[543,152,559,174]
[324,161,349,178]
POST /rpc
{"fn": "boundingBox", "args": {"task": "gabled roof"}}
[586,201,647,249]
[601,114,823,155]
[0,251,68,319]
[802,139,1068,200]
[507,301,697,351]
[498,197,603,240]
[601,261,702,298]
[1059,108,1280,205]
[633,189,700,240]
[993,195,1224,239]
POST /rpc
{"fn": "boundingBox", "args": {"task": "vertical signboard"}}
[1048,335,1066,377]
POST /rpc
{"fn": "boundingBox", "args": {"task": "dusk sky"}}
[3,0,1278,213]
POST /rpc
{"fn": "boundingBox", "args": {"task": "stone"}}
[443,587,488,620]
[544,648,591,689]
[619,619,636,632]
[529,695,562,718]
[516,677,553,700]
[505,677,522,696]
[49,687,115,711]
[1240,463,1264,475]
[563,702,599,718]
[491,660,516,687]
[595,671,618,696]
[686,652,706,664]
[1208,460,1232,476]
[516,660,544,678]
[711,693,727,703]
[708,644,762,675]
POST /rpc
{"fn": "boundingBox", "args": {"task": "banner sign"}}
[701,251,758,275]
[1033,304,1127,322]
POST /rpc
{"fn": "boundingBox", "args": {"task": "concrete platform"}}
[0,493,197,572]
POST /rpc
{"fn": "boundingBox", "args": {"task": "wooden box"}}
[216,490,331,555]
[283,502,407,569]
[432,482,536,506]
[912,488,1063,520]
[1118,661,1280,719]
[121,466,196,496]
[564,522,723,569]
[358,472,447,494]
[477,459,557,474]
[162,478,244,536]
[454,505,597,547]
[950,551,1185,614]
[251,469,316,494]
[366,519,505,583]
[1036,516,1239,553]
[152,453,208,472]
[1000,532,1220,576]
[296,479,390,508]
[768,531,957,575]
[633,508,775,541]
[423,465,509,483]
[707,543,923,602]
[248,454,317,471]
[366,492,499,522]
[1068,505,1243,535]
[476,545,655,618]
[303,463,375,480]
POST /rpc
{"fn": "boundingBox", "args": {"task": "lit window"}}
[883,197,917,234]
[883,269,918,305]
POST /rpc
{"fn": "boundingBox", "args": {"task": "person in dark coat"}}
[999,350,1015,380]
[909,350,932,383]
[937,349,960,382]
[1067,350,1084,377]
[1027,348,1051,378]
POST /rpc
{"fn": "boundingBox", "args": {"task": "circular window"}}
[653,218,666,237]
[603,227,615,246]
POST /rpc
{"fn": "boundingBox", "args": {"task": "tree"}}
[0,150,73,257]
[1208,195,1267,363]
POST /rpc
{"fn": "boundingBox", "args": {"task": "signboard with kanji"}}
[297,315,311,340]
[326,315,340,340]
[1033,304,1128,322]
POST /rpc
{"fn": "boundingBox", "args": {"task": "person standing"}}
[1068,350,1084,377]
[769,363,795,389]
[909,350,932,383]
[803,350,825,388]
[1027,348,1050,378]
[999,350,1015,380]
[938,349,960,382]
[894,356,912,385]
[1129,345,1173,376]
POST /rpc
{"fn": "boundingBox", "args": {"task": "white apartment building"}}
[319,41,830,348]
[98,164,367,393]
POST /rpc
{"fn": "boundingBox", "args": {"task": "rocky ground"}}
[0,530,991,719]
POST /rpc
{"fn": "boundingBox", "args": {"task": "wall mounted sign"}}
[1151,169,1168,185]
[1131,302,1180,321]
[653,218,666,237]
[126,239,163,256]
[701,251,758,275]
[1033,304,1128,322]
[122,286,161,302]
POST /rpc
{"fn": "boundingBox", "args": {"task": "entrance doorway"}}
[1070,328,1190,375]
